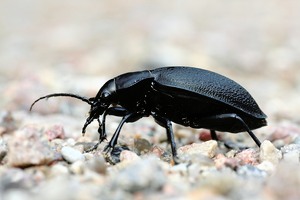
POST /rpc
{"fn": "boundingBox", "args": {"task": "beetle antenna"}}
[30,93,92,111]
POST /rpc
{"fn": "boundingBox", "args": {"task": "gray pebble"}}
[86,156,107,174]
[61,146,85,163]
[281,144,300,163]
[111,157,166,192]
[50,164,69,176]
[0,138,8,162]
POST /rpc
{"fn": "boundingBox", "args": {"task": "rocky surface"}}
[1,1,300,199]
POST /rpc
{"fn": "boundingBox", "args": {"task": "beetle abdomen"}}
[151,66,266,119]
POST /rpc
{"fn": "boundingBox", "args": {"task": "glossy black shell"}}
[151,67,266,119]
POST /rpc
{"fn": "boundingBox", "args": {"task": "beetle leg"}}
[100,107,128,142]
[210,130,218,141]
[104,112,142,153]
[84,107,129,153]
[152,114,178,161]
[211,114,261,147]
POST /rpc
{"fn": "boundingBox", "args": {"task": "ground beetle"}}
[30,66,267,160]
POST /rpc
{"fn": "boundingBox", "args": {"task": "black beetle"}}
[30,66,267,159]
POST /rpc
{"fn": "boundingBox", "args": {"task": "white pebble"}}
[177,140,218,158]
[259,140,282,165]
[61,146,85,163]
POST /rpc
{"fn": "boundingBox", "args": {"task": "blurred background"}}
[0,0,300,124]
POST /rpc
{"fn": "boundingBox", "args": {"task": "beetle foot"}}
[103,144,114,154]
[84,142,100,153]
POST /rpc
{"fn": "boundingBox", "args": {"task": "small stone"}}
[198,129,217,141]
[256,161,275,174]
[177,140,218,158]
[281,143,300,154]
[0,138,8,162]
[120,150,140,162]
[235,149,259,165]
[175,128,193,140]
[293,136,300,145]
[7,126,56,167]
[0,111,17,134]
[134,138,151,154]
[44,125,65,141]
[214,154,240,169]
[237,165,267,179]
[61,146,85,163]
[50,164,69,176]
[259,140,282,165]
[70,160,85,174]
[86,156,107,174]
[281,144,300,163]
[283,151,299,163]
[112,157,166,192]
[151,146,165,158]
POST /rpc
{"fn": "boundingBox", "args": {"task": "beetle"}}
[30,66,267,160]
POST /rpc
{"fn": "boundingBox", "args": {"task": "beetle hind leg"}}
[208,113,262,147]
[210,130,218,141]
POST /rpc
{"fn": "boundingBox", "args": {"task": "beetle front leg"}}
[100,107,129,142]
[84,107,129,153]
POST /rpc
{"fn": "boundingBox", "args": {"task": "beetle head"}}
[82,79,116,134]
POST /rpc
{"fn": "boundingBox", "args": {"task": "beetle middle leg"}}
[103,112,143,153]
[152,113,178,161]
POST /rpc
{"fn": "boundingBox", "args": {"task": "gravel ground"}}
[1,1,300,200]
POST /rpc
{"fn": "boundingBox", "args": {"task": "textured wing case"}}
[151,66,266,118]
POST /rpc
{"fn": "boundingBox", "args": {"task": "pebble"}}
[235,148,259,165]
[214,154,240,169]
[134,138,151,154]
[281,144,300,163]
[44,125,65,141]
[259,140,282,165]
[256,161,276,174]
[198,129,217,141]
[120,150,141,162]
[86,155,107,174]
[0,111,17,134]
[111,157,166,193]
[177,140,218,158]
[0,138,8,162]
[50,164,69,176]
[7,126,56,167]
[70,160,85,174]
[61,146,85,163]
[236,165,267,179]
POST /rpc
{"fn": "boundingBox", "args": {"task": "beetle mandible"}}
[30,66,267,159]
